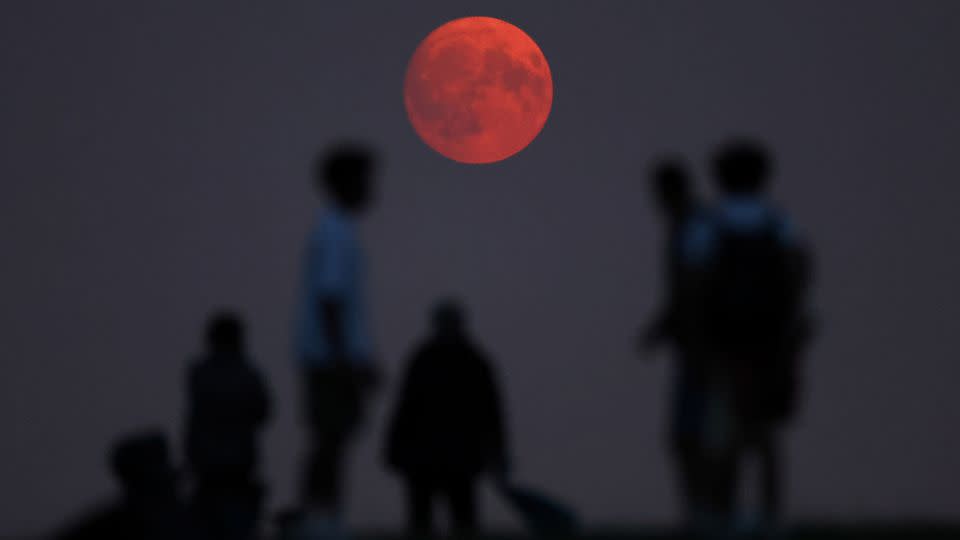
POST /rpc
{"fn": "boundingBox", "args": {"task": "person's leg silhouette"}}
[407,477,436,536]
[446,478,477,535]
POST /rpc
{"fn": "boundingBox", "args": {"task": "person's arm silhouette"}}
[637,310,671,361]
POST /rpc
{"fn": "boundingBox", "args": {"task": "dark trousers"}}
[712,425,782,524]
[191,474,263,540]
[671,438,706,524]
[670,366,708,523]
[406,476,477,535]
[301,367,362,511]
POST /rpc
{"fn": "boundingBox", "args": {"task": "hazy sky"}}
[2,1,959,534]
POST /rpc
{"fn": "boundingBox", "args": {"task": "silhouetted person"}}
[56,431,196,540]
[385,300,508,536]
[682,140,810,536]
[185,311,271,540]
[294,143,380,539]
[639,158,710,530]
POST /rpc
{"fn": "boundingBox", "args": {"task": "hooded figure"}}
[385,300,508,535]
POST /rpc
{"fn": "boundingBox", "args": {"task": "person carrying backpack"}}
[680,140,813,537]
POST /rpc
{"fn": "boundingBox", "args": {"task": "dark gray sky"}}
[2,1,959,534]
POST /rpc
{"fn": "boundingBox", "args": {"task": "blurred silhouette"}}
[293,143,380,539]
[639,157,711,531]
[55,431,197,540]
[384,300,508,536]
[184,311,271,540]
[681,140,813,536]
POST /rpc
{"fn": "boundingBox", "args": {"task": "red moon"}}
[404,17,553,164]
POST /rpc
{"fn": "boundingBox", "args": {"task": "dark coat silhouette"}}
[184,339,271,540]
[385,332,507,480]
[185,352,271,482]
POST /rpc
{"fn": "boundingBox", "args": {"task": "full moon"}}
[404,17,553,164]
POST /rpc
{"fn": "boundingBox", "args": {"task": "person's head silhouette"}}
[650,157,693,221]
[109,431,176,499]
[206,311,245,355]
[315,143,376,214]
[711,139,773,195]
[431,299,466,340]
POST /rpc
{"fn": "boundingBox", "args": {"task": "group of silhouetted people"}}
[642,140,814,538]
[56,144,512,540]
[56,139,813,540]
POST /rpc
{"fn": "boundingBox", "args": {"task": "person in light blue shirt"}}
[295,200,373,365]
[294,143,379,538]
[680,140,812,537]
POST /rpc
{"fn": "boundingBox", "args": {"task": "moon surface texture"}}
[404,17,553,164]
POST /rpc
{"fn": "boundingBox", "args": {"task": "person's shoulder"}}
[679,207,718,264]
[314,210,336,233]
[304,210,327,245]
[763,203,799,245]
[407,340,435,366]
[317,208,357,242]
[187,357,214,392]
[238,361,269,394]
[233,354,260,373]
[461,340,496,372]
[466,339,491,359]
[684,204,718,231]
[188,356,209,375]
